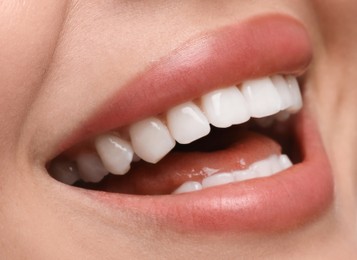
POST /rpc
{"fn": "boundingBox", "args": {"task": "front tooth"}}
[95,134,133,175]
[173,181,202,194]
[271,75,293,110]
[202,172,234,189]
[166,101,210,144]
[49,159,80,185]
[201,86,250,128]
[129,117,175,164]
[241,77,282,118]
[286,76,303,112]
[76,152,108,183]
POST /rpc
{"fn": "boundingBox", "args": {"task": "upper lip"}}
[49,13,333,233]
[57,13,312,157]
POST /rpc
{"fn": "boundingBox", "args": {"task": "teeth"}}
[279,154,293,169]
[76,152,108,183]
[249,158,274,178]
[286,76,303,112]
[201,86,250,128]
[129,117,176,163]
[166,101,210,144]
[51,74,302,184]
[233,169,253,182]
[269,154,285,173]
[241,77,282,118]
[95,134,133,175]
[173,181,202,194]
[271,75,294,110]
[202,172,235,189]
[173,154,293,194]
[49,159,80,185]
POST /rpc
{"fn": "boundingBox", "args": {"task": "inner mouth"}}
[48,74,303,195]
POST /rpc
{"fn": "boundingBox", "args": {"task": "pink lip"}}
[63,14,333,232]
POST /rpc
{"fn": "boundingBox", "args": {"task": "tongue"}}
[97,131,281,195]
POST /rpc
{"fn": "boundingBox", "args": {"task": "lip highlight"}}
[56,14,333,233]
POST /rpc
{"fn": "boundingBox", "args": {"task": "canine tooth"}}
[279,154,293,169]
[271,75,294,110]
[95,134,133,175]
[241,77,282,118]
[76,152,108,183]
[202,173,234,189]
[49,159,80,185]
[129,117,175,163]
[201,86,250,128]
[286,76,303,112]
[173,181,202,194]
[167,101,210,144]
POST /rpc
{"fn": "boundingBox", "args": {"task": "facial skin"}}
[0,1,356,259]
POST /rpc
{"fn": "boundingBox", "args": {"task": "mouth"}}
[46,14,333,233]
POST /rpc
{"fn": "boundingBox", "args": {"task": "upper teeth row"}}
[50,75,302,184]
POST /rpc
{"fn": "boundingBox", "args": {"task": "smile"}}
[46,14,333,233]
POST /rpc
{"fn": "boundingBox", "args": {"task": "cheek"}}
[0,1,68,150]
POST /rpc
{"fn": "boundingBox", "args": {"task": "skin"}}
[0,0,356,259]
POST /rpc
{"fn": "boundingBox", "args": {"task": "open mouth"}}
[50,74,301,193]
[46,14,333,233]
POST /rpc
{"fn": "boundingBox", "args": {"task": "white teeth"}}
[202,172,235,189]
[249,158,274,178]
[241,77,282,118]
[49,159,80,185]
[52,74,302,185]
[269,154,285,173]
[129,117,175,163]
[279,154,293,169]
[173,181,202,194]
[201,86,250,128]
[166,101,210,144]
[172,154,294,193]
[95,134,133,175]
[76,152,108,183]
[286,76,303,112]
[271,75,294,110]
[232,169,253,182]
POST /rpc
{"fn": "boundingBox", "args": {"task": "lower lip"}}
[80,110,333,233]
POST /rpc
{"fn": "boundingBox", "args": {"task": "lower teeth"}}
[172,154,292,194]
